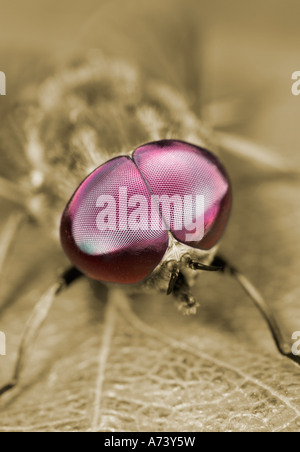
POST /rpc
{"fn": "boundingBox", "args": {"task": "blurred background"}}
[1,0,300,160]
[0,0,299,432]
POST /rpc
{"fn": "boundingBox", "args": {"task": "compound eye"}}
[60,156,168,284]
[133,140,232,250]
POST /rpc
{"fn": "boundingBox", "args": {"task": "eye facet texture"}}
[133,140,232,250]
[61,140,232,283]
[60,156,169,283]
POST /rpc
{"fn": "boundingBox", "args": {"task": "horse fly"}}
[0,50,299,400]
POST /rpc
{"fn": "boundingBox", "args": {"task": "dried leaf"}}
[0,158,299,432]
[0,0,299,433]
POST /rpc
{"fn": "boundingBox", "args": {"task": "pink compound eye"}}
[133,140,232,250]
[60,140,232,284]
[60,156,169,283]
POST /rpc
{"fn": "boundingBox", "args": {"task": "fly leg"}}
[171,272,199,316]
[211,255,300,367]
[0,267,83,398]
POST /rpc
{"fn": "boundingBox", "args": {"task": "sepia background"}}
[0,0,299,432]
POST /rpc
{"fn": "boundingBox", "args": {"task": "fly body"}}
[0,49,299,402]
